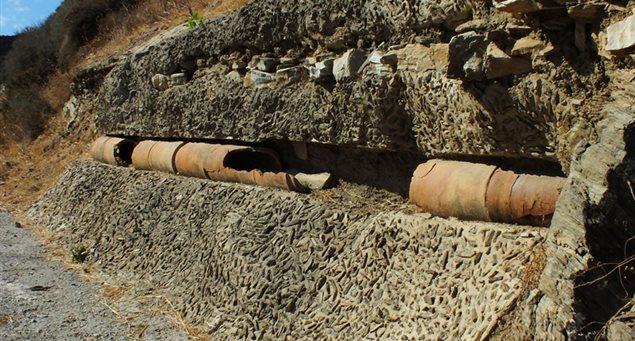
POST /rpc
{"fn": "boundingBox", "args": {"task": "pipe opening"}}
[115,140,136,166]
[225,150,281,172]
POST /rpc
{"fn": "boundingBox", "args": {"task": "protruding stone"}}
[225,71,242,82]
[276,66,307,81]
[538,43,555,57]
[493,0,543,13]
[379,53,398,66]
[395,44,449,75]
[484,42,532,79]
[363,51,394,77]
[307,59,335,81]
[606,14,635,53]
[367,51,384,64]
[448,32,488,80]
[232,61,247,71]
[279,57,298,69]
[256,57,280,72]
[455,19,487,33]
[333,49,367,82]
[196,59,207,69]
[170,73,187,86]
[511,36,544,56]
[567,3,603,21]
[151,74,170,91]
[244,70,276,86]
[306,53,336,65]
[294,172,333,190]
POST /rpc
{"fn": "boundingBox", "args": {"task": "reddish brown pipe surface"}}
[131,140,185,174]
[131,140,156,170]
[125,140,308,192]
[485,169,519,222]
[409,159,565,226]
[410,160,496,221]
[89,136,136,166]
[509,174,564,224]
[175,142,304,192]
[207,168,307,192]
[174,142,220,178]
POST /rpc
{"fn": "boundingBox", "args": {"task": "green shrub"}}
[70,245,88,263]
[186,12,206,29]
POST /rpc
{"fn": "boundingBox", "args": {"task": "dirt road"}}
[0,208,130,340]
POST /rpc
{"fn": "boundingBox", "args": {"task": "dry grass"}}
[101,283,132,302]
[41,71,73,114]
[0,106,96,211]
[0,1,253,339]
[138,294,211,340]
[77,0,252,68]
[0,314,12,326]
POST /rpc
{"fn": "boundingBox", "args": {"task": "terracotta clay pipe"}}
[131,140,186,174]
[409,159,565,226]
[174,142,307,192]
[89,136,137,167]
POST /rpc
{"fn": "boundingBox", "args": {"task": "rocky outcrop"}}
[533,70,635,339]
[29,160,546,339]
[92,0,614,167]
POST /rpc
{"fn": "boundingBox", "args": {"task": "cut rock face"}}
[606,14,635,53]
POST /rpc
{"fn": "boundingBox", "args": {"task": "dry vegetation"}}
[0,3,251,338]
[0,0,250,143]
[0,0,250,212]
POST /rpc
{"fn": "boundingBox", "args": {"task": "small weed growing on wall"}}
[70,245,88,263]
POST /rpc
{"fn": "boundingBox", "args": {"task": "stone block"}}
[484,42,532,79]
[151,74,170,91]
[606,14,635,53]
[333,49,367,81]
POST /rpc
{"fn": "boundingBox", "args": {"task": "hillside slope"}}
[2,0,635,339]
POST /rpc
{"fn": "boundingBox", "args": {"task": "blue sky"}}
[0,0,63,35]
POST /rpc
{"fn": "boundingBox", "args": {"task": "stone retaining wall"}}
[29,160,546,339]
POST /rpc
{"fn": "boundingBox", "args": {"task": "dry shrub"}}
[0,0,251,143]
[81,0,252,65]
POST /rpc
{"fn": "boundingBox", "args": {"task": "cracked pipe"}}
[409,159,564,226]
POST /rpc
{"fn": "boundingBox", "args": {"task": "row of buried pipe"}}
[90,136,309,192]
[90,136,565,227]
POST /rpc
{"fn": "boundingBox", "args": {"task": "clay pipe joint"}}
[197,144,309,192]
[89,136,137,167]
[173,142,307,192]
[131,140,186,174]
[174,143,283,177]
[409,159,565,226]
